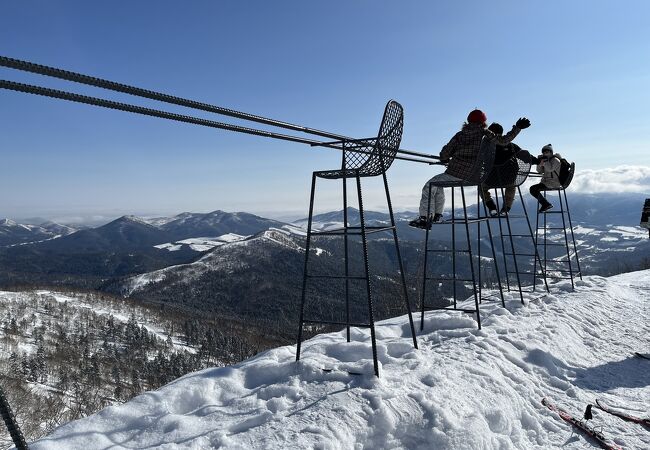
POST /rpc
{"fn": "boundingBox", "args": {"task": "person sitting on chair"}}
[529,144,562,213]
[480,122,538,216]
[410,110,530,229]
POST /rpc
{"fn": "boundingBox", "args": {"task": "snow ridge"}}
[32,270,650,449]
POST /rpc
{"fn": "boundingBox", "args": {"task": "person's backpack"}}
[557,157,573,186]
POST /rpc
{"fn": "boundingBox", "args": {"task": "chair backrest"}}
[562,162,576,189]
[484,150,532,188]
[461,136,496,185]
[343,100,404,177]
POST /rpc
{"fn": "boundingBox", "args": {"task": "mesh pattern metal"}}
[484,150,532,188]
[562,162,576,188]
[316,100,404,179]
[429,137,496,187]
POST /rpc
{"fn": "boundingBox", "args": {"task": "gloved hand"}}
[515,117,531,129]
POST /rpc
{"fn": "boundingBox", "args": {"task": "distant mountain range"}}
[0,218,76,247]
[0,193,647,289]
[0,211,286,286]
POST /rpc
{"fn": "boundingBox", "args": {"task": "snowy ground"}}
[30,270,649,449]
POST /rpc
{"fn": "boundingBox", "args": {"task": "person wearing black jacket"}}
[480,123,538,216]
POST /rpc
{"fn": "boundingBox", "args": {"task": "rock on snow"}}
[32,270,649,449]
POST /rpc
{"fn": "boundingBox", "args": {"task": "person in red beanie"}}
[410,109,530,229]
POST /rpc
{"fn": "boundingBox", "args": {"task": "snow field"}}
[31,270,650,449]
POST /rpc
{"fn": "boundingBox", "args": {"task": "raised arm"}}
[485,117,530,145]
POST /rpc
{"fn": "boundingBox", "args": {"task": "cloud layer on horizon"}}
[569,165,650,194]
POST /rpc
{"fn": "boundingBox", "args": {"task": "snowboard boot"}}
[485,199,497,217]
[539,202,554,213]
[409,216,432,230]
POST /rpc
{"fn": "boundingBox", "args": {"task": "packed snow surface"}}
[32,271,649,449]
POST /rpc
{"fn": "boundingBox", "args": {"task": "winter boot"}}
[539,202,554,213]
[409,216,432,230]
[485,199,497,217]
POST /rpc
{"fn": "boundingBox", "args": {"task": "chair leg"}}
[518,186,549,293]
[342,176,350,342]
[296,174,317,361]
[543,193,548,276]
[451,187,457,309]
[420,183,433,331]
[461,186,481,329]
[382,172,417,349]
[533,195,541,287]
[563,189,582,280]
[356,174,379,377]
[558,190,575,289]
[481,190,505,307]
[502,187,524,305]
[476,189,482,303]
[494,189,511,291]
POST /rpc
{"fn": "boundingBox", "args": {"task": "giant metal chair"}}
[419,137,504,331]
[295,100,418,377]
[533,162,582,289]
[483,150,549,303]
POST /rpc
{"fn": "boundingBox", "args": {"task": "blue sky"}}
[1,1,649,223]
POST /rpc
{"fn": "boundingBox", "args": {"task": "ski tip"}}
[321,368,364,376]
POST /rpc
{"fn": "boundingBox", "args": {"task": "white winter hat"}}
[541,144,554,153]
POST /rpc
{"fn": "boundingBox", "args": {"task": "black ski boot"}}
[485,199,497,217]
[539,202,554,213]
[409,216,432,230]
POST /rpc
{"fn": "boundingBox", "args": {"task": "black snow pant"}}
[529,183,552,206]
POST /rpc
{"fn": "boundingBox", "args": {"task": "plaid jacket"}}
[440,123,521,180]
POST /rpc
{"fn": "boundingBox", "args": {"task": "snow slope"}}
[31,270,649,449]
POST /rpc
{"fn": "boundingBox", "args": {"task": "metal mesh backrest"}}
[343,100,403,177]
[562,162,576,188]
[462,137,496,185]
[484,150,532,188]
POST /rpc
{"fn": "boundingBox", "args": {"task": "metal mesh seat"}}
[429,137,497,187]
[484,150,533,188]
[315,101,403,179]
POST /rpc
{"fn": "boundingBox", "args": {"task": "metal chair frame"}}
[296,100,418,377]
[640,198,650,238]
[419,137,505,331]
[484,151,549,303]
[533,163,582,288]
[0,385,28,450]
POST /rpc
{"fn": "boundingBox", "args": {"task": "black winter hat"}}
[488,122,504,136]
[542,144,554,154]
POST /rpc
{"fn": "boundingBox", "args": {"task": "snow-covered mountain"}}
[0,211,291,286]
[124,227,303,295]
[30,270,650,449]
[0,218,76,247]
[153,210,287,241]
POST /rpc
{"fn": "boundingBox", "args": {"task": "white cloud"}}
[568,165,650,194]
